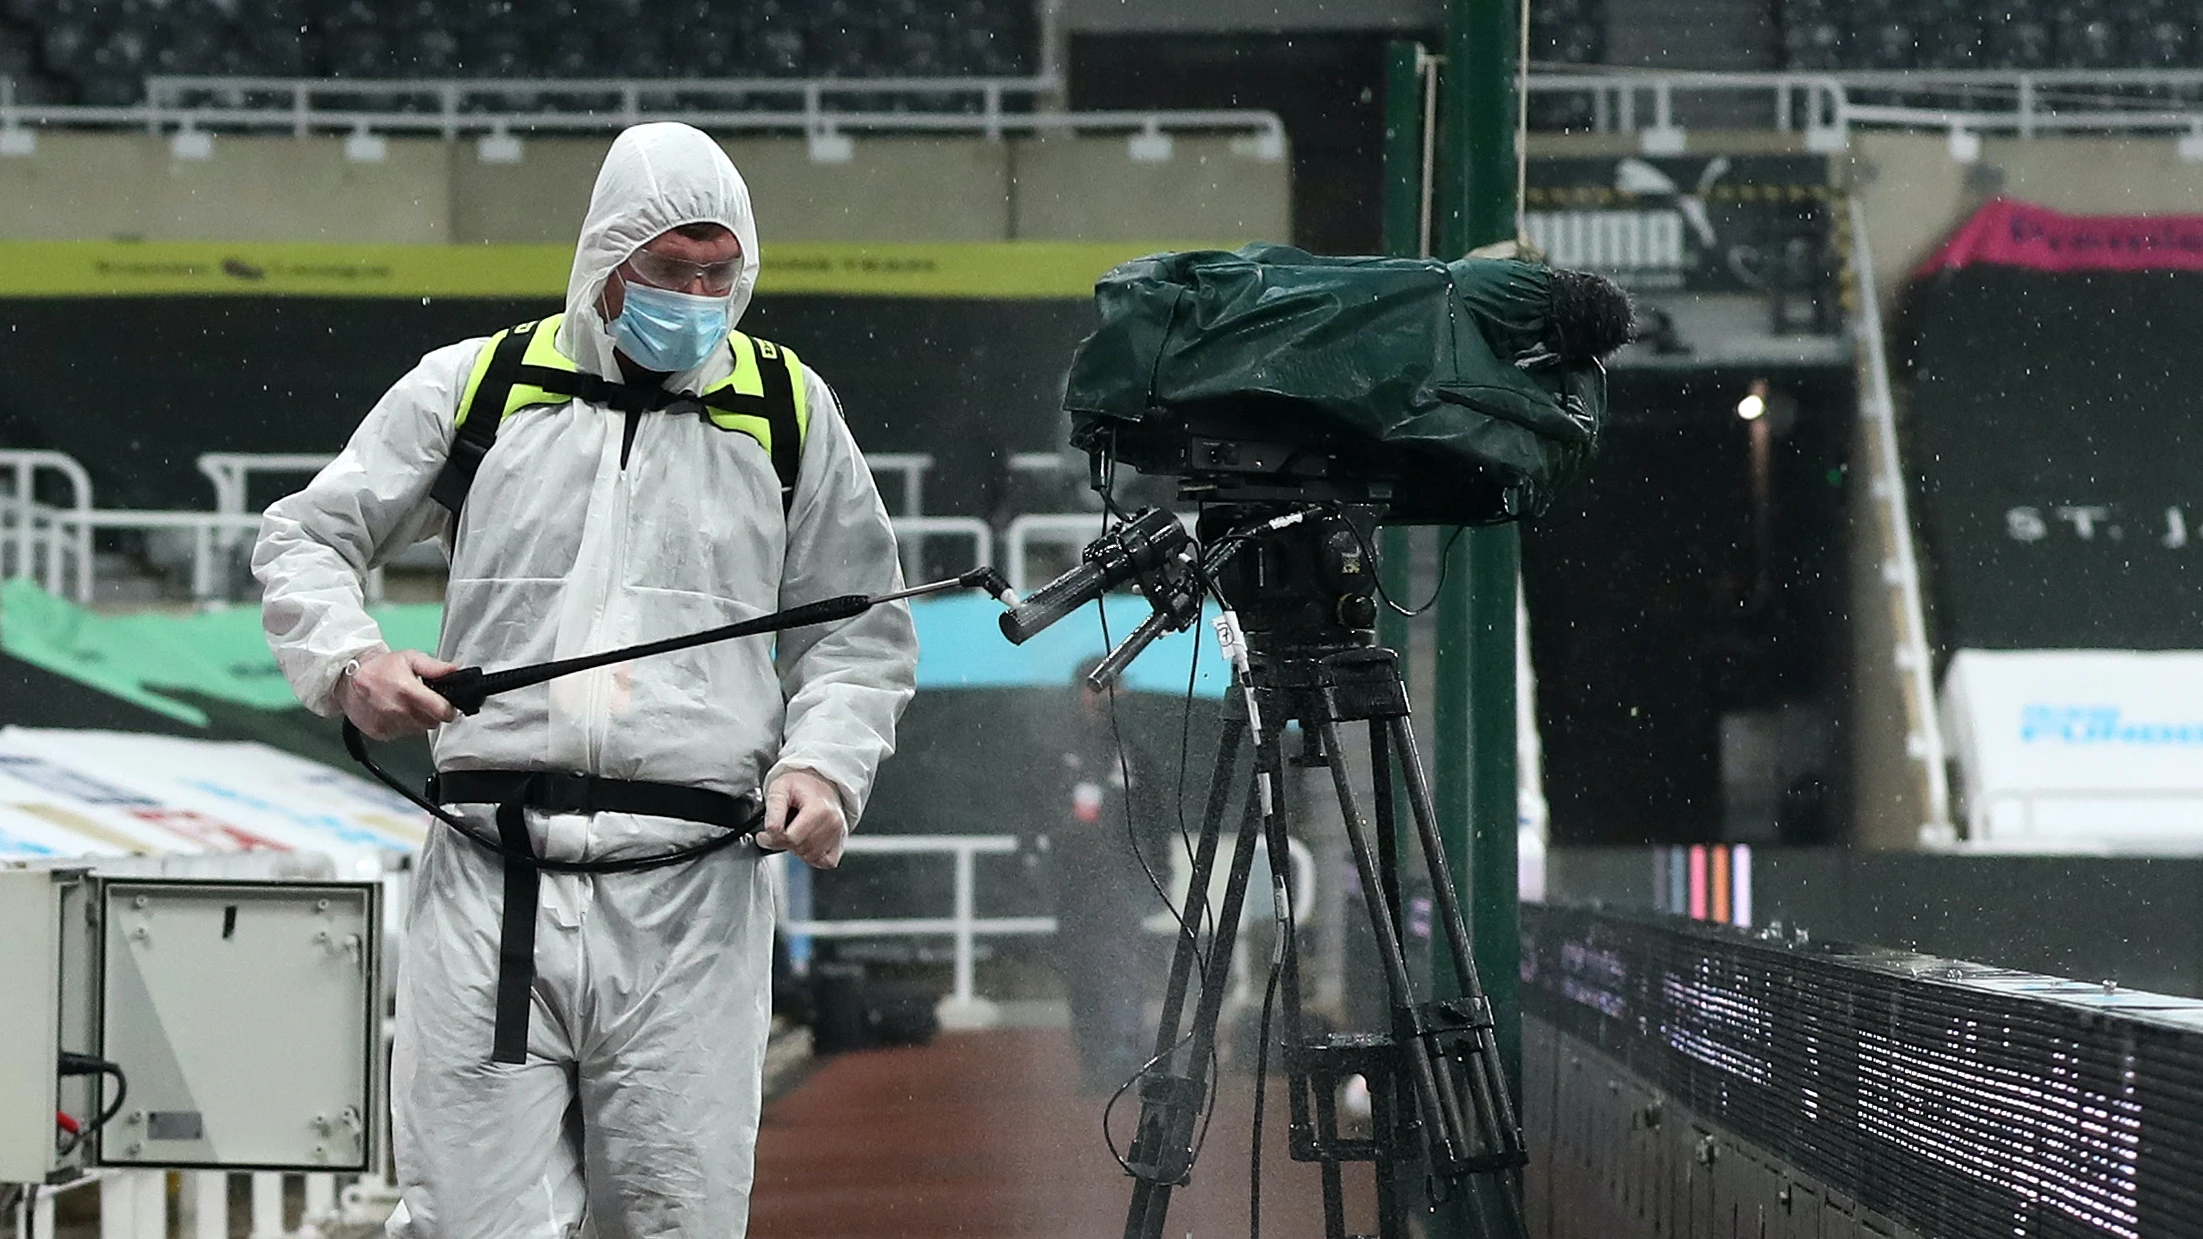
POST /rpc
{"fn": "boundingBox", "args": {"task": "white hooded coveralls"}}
[254,123,918,1238]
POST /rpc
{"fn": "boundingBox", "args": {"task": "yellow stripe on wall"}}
[0,239,1239,299]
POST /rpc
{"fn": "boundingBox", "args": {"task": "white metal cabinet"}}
[96,880,381,1171]
[0,871,382,1181]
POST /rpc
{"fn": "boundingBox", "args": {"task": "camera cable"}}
[1096,587,1225,1177]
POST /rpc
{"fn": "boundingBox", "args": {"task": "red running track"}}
[751,1028,1375,1238]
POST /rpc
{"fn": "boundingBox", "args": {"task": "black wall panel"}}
[0,294,1097,516]
[1905,267,2203,650]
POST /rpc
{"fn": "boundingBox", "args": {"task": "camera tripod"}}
[1116,507,1528,1239]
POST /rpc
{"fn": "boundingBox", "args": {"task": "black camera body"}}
[1077,402,1517,526]
[1199,503,1381,649]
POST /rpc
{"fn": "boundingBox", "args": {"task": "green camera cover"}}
[1064,244,1608,522]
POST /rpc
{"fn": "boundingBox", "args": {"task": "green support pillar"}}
[1387,22,1523,1234]
[1436,0,1523,1111]
[1377,40,1423,670]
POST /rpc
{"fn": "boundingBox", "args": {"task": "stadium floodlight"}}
[170,126,213,161]
[343,127,387,164]
[1126,120,1173,164]
[476,128,524,165]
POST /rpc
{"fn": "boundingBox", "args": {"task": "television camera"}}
[998,244,1628,1239]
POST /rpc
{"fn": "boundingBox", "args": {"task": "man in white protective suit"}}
[254,122,918,1238]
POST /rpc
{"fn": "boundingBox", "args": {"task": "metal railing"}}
[1001,511,1104,594]
[1524,67,2203,149]
[4,67,2199,155]
[196,449,951,592]
[0,450,92,601]
[783,833,1054,1018]
[865,452,934,517]
[888,515,993,582]
[0,448,993,606]
[1847,195,1952,842]
[198,449,937,519]
[0,74,1287,158]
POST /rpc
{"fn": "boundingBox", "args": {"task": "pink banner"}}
[1915,197,2203,276]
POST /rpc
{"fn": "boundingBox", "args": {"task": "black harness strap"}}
[339,567,1006,1066]
[758,341,803,513]
[490,796,539,1065]
[429,322,538,517]
[505,365,694,416]
[433,769,766,1064]
[699,339,803,514]
[434,326,806,520]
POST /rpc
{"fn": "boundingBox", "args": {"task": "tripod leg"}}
[1124,737,1274,1239]
[1144,711,1247,1066]
[1317,718,1478,1174]
[1384,716,1482,1005]
[1369,723,1403,946]
[1372,1067,1407,1239]
[1387,716,1527,1151]
[1251,731,1316,1157]
[1306,1050,1345,1238]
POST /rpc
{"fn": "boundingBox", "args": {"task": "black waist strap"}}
[430,768,767,1064]
[432,769,763,839]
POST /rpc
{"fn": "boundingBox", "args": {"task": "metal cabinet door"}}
[95,879,380,1172]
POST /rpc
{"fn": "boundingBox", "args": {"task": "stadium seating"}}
[1779,0,2201,70]
[0,0,1036,105]
[1529,0,1610,131]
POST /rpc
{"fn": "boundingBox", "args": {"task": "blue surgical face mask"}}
[608,279,730,373]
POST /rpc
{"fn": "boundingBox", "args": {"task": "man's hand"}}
[339,649,460,741]
[758,769,848,869]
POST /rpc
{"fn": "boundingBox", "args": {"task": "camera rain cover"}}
[1064,244,1608,523]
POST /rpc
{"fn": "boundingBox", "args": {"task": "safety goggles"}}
[621,246,743,295]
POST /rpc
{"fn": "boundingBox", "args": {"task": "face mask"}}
[608,278,730,373]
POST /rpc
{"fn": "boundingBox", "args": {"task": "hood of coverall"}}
[560,121,763,380]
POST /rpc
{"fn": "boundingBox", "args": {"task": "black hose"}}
[56,1052,127,1152]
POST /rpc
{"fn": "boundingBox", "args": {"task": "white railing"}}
[1524,68,2203,151]
[7,449,998,606]
[864,452,934,517]
[0,74,1287,160]
[784,834,1054,1024]
[1002,511,1104,594]
[0,451,93,601]
[199,450,935,518]
[190,449,965,602]
[75,509,272,604]
[8,1167,371,1239]
[1847,196,1952,842]
[888,515,993,584]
